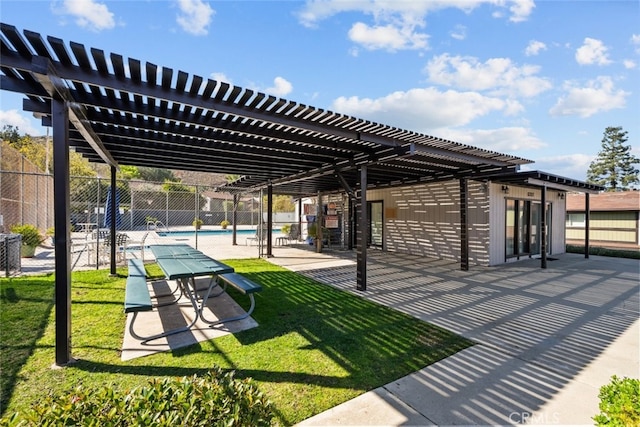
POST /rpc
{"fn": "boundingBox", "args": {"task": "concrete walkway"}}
[270,248,639,426]
[12,235,640,425]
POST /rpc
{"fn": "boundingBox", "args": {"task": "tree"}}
[587,126,639,191]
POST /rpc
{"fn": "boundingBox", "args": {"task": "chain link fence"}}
[68,177,264,232]
[0,140,55,233]
[0,172,268,234]
[0,169,303,238]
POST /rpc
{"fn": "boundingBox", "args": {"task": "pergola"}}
[1,24,602,365]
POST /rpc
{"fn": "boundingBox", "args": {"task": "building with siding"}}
[566,191,640,250]
[303,173,588,267]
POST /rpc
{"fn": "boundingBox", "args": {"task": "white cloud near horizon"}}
[176,0,214,36]
[60,0,115,31]
[425,54,552,98]
[0,110,43,136]
[575,37,612,65]
[549,76,628,118]
[520,153,595,180]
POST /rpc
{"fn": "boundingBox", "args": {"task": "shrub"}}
[566,245,640,260]
[9,224,44,247]
[220,219,230,229]
[2,368,274,426]
[193,218,203,229]
[593,375,640,426]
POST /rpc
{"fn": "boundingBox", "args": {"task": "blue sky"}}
[1,0,638,181]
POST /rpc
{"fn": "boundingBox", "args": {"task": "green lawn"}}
[1,259,473,425]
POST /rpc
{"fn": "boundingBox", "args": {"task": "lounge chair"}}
[246,223,269,246]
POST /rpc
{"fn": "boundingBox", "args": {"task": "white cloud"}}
[521,153,595,180]
[348,21,428,51]
[632,34,640,54]
[210,72,232,84]
[549,76,628,118]
[450,25,467,41]
[623,59,637,69]
[296,1,533,51]
[425,54,552,98]
[506,0,535,23]
[265,77,293,97]
[297,1,534,27]
[439,127,546,153]
[575,37,612,65]
[61,0,115,31]
[525,40,546,56]
[332,87,509,131]
[0,110,43,136]
[176,0,214,36]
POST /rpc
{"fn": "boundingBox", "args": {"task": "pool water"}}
[157,228,280,237]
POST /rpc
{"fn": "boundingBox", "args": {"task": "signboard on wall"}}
[325,215,339,228]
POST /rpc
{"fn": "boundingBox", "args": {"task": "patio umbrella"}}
[104,187,122,230]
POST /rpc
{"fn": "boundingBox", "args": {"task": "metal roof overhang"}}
[1,23,536,196]
[484,170,603,194]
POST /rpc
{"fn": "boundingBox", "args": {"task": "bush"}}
[9,224,44,247]
[566,245,640,260]
[220,220,230,229]
[2,368,274,426]
[593,375,640,426]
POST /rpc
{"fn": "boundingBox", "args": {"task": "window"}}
[566,213,585,227]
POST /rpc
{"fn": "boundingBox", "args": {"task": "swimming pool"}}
[156,228,280,237]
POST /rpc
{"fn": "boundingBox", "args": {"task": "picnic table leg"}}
[150,279,184,307]
[127,278,199,343]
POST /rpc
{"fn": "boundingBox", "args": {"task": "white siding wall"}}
[488,183,566,265]
[368,179,490,265]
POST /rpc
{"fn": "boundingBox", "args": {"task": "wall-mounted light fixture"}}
[559,192,565,200]
[501,185,510,194]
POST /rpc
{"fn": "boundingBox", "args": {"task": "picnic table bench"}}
[124,259,152,314]
[208,272,263,326]
[124,245,264,342]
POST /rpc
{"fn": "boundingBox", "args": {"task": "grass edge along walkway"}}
[1,259,473,425]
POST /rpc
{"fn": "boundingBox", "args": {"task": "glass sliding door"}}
[506,199,516,257]
[530,202,542,255]
[505,199,551,260]
[368,201,383,248]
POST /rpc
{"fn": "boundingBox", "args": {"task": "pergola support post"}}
[356,165,367,291]
[266,184,273,257]
[298,198,303,242]
[108,166,117,276]
[585,193,590,259]
[52,99,73,366]
[460,178,469,271]
[316,192,323,253]
[540,186,547,269]
[232,194,238,246]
